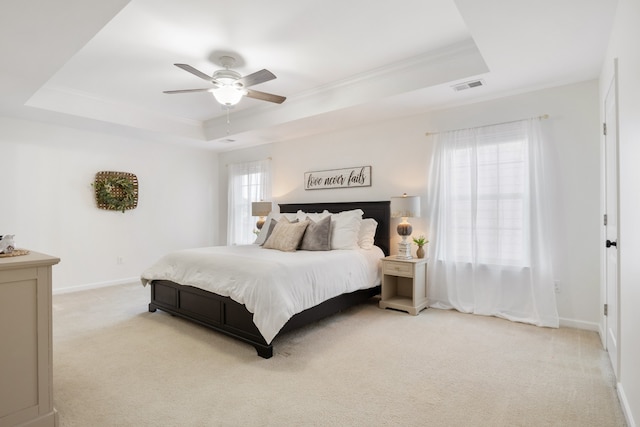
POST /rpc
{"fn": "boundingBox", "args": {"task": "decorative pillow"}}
[281,212,298,222]
[254,211,300,244]
[263,218,310,252]
[295,210,307,221]
[358,218,378,250]
[330,209,363,250]
[296,209,331,222]
[300,216,332,251]
[254,212,276,245]
[257,218,278,246]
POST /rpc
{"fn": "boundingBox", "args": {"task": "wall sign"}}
[304,166,372,190]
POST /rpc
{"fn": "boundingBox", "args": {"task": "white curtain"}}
[227,159,271,245]
[427,118,558,327]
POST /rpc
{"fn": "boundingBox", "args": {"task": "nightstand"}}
[379,256,428,315]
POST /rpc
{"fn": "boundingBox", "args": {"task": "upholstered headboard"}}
[279,201,390,256]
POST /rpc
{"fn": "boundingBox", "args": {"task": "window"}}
[227,159,271,245]
[427,118,558,327]
[449,137,528,266]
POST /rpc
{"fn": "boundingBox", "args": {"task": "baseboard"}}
[53,277,139,295]
[564,319,634,427]
[598,322,606,348]
[618,382,637,427]
[558,317,600,332]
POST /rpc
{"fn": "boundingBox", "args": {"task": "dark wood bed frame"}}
[147,200,390,358]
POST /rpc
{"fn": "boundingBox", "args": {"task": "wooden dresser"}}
[0,251,59,427]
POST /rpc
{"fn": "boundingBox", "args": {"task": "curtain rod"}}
[226,157,272,167]
[425,114,549,137]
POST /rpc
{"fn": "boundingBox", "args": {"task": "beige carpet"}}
[52,283,627,427]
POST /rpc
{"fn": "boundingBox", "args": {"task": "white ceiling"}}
[1,0,617,150]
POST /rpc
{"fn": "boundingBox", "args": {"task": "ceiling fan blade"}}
[174,63,214,82]
[246,89,286,104]
[237,69,276,88]
[163,88,213,94]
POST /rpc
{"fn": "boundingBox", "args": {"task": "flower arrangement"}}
[412,235,428,246]
[412,235,428,259]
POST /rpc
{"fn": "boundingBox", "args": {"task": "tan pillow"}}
[263,218,310,252]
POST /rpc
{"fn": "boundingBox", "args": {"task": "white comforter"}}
[140,245,383,343]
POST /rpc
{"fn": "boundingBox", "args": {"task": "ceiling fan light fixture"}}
[213,85,244,106]
[165,58,284,105]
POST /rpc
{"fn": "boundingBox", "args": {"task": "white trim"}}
[598,322,606,347]
[53,277,139,295]
[618,382,637,427]
[558,317,600,332]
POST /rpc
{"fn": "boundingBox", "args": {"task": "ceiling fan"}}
[163,55,286,107]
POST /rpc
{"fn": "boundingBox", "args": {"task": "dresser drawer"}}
[383,261,413,277]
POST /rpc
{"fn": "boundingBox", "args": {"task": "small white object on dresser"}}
[0,251,60,427]
[379,256,428,315]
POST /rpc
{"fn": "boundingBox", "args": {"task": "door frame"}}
[602,58,621,379]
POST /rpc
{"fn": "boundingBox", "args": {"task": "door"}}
[604,61,620,379]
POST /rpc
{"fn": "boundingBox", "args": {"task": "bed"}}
[142,201,390,358]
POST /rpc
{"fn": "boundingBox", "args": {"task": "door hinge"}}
[604,303,608,316]
[604,214,608,226]
[603,122,607,136]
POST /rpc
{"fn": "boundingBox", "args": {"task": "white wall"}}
[0,116,219,292]
[219,80,601,330]
[600,0,640,424]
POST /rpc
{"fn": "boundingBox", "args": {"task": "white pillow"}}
[281,212,298,222]
[254,211,276,245]
[358,218,378,250]
[330,208,363,218]
[330,209,363,250]
[306,209,331,222]
[293,209,331,222]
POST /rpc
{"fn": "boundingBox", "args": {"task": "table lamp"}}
[251,201,272,230]
[390,193,421,259]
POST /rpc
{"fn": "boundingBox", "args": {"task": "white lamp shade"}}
[390,194,421,218]
[213,85,244,106]
[251,201,272,217]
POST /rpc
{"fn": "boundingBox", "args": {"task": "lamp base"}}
[396,240,413,260]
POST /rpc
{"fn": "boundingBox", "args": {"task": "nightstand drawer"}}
[383,261,413,277]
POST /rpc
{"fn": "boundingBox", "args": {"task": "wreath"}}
[93,172,138,213]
